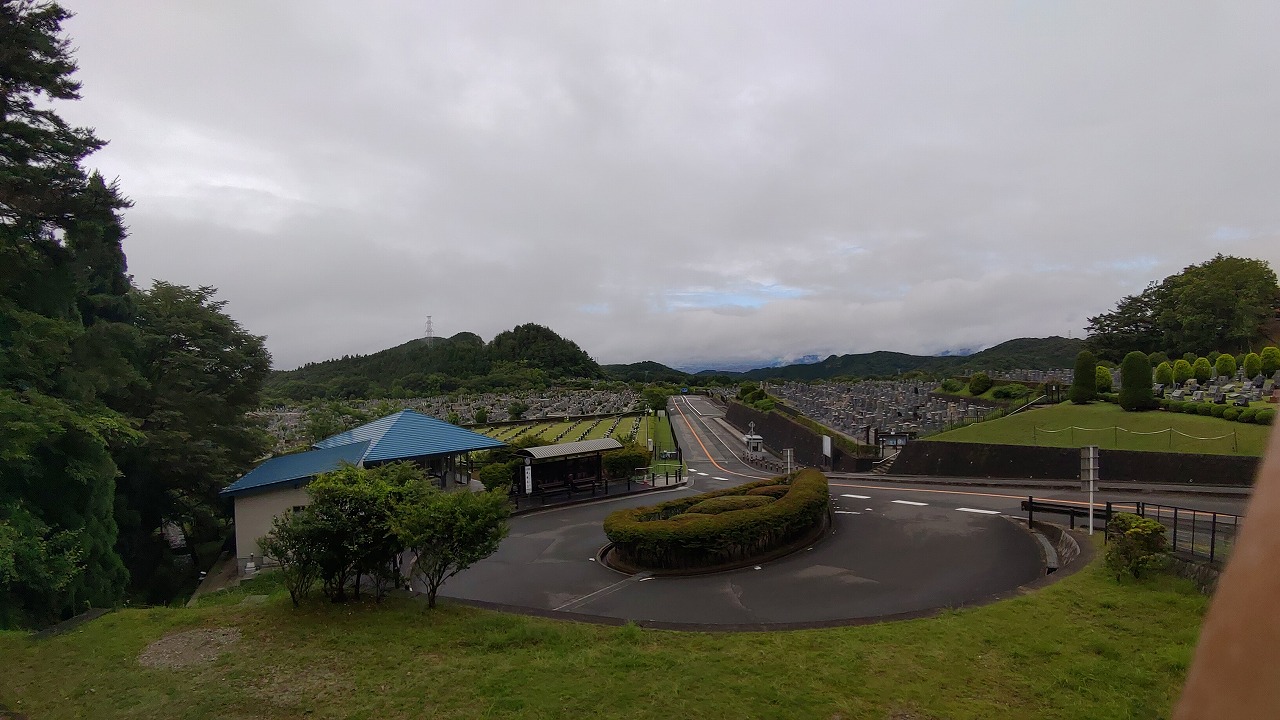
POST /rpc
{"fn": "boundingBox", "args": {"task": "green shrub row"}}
[603,469,830,571]
[685,495,775,515]
[1158,399,1275,424]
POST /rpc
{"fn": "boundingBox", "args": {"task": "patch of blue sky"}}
[664,283,810,311]
[1210,225,1251,243]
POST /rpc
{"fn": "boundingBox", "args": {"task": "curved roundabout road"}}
[437,396,1048,628]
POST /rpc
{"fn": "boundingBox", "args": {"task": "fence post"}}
[1210,513,1218,564]
[1027,495,1034,527]
[1104,502,1112,544]
[1172,507,1179,550]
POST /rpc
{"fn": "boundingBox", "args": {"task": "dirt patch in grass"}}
[137,627,241,669]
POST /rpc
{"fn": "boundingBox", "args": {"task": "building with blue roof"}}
[223,410,505,570]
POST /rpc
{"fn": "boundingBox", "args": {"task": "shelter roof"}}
[517,437,624,461]
[219,441,370,497]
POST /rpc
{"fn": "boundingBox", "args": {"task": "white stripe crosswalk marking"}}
[841,494,871,499]
[956,507,1001,515]
[892,500,928,506]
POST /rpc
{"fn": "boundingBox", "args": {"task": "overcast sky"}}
[60,2,1280,370]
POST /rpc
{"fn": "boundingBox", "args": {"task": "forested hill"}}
[266,323,603,401]
[702,336,1085,381]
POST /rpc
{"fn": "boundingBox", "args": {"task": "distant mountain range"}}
[266,325,1083,402]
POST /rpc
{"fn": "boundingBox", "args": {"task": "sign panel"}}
[524,463,533,495]
[822,435,832,458]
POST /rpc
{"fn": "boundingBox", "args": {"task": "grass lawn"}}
[931,401,1274,456]
[0,548,1206,720]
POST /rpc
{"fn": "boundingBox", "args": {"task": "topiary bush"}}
[992,383,1032,400]
[685,495,775,515]
[1094,365,1113,394]
[968,372,993,396]
[1215,353,1237,379]
[1153,361,1173,386]
[1192,357,1213,384]
[1262,346,1280,377]
[1240,408,1258,423]
[1172,359,1193,385]
[1243,352,1262,379]
[1196,403,1214,416]
[940,378,965,393]
[1069,351,1096,404]
[1257,408,1276,425]
[1223,407,1241,421]
[1210,404,1227,418]
[604,470,830,571]
[746,485,791,498]
[1105,513,1168,579]
[1118,351,1156,411]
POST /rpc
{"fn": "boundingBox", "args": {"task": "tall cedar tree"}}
[0,0,134,626]
[1118,352,1156,411]
[1068,351,1097,404]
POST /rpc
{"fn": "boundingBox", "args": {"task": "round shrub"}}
[685,495,775,515]
[746,485,791,498]
[1210,404,1227,418]
[1192,357,1213,384]
[1223,407,1241,421]
[1196,404,1215,416]
[1105,513,1168,579]
[1215,353,1237,379]
[1257,408,1276,425]
[968,372,993,396]
[1243,352,1262,379]
[604,470,830,571]
[1261,347,1280,377]
[1240,408,1258,423]
[940,378,965,393]
[1094,365,1113,394]
[1118,351,1155,411]
[992,383,1032,400]
[1153,361,1173,387]
[1179,402,1197,413]
[1172,359,1193,385]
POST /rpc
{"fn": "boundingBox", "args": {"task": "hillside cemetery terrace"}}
[767,379,1001,440]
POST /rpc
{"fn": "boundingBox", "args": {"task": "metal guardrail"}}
[1021,496,1243,565]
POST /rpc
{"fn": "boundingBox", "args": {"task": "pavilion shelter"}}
[220,409,504,572]
[514,438,623,500]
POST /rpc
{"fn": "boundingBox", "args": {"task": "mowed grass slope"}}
[1,553,1206,720]
[932,402,1274,456]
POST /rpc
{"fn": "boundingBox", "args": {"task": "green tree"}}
[507,400,529,421]
[111,283,272,602]
[1192,357,1213,384]
[1118,352,1155,411]
[1261,347,1280,377]
[0,0,136,626]
[641,386,671,413]
[1153,361,1173,387]
[473,407,489,424]
[257,512,320,608]
[1214,353,1237,379]
[1172,359,1194,385]
[392,485,510,608]
[1105,513,1168,579]
[968,372,993,395]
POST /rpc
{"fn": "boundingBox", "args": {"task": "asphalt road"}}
[438,396,1166,628]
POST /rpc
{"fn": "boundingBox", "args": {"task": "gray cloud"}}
[60,1,1280,369]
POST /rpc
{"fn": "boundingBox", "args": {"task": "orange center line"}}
[829,482,1101,508]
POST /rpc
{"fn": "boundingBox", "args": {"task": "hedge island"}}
[602,469,831,573]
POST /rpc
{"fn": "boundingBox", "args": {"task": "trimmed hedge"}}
[604,469,830,571]
[1258,408,1276,425]
[746,485,791,498]
[686,495,775,515]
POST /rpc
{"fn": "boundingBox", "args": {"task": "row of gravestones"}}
[1162,371,1280,407]
[769,380,993,438]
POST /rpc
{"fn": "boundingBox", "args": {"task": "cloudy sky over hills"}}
[61,2,1280,370]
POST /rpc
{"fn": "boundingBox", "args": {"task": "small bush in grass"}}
[940,378,965,393]
[1153,361,1173,386]
[1196,404,1214,416]
[992,383,1032,400]
[1106,513,1168,579]
[968,372,993,395]
[1240,408,1258,423]
[1223,407,1241,421]
[1210,404,1227,418]
[1094,365,1113,394]
[685,495,775,515]
[1257,408,1276,425]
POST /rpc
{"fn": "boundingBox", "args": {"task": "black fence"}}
[1020,496,1243,566]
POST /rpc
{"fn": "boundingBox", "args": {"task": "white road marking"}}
[834,510,861,515]
[892,500,928,506]
[696,472,709,476]
[841,494,871,499]
[956,507,1002,515]
[866,508,873,511]
[713,476,729,481]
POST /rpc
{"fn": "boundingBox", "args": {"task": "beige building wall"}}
[233,485,311,570]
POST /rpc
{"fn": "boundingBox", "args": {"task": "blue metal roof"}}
[313,409,505,462]
[223,410,505,498]
[220,441,370,497]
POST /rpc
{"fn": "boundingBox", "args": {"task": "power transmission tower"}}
[425,315,435,346]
